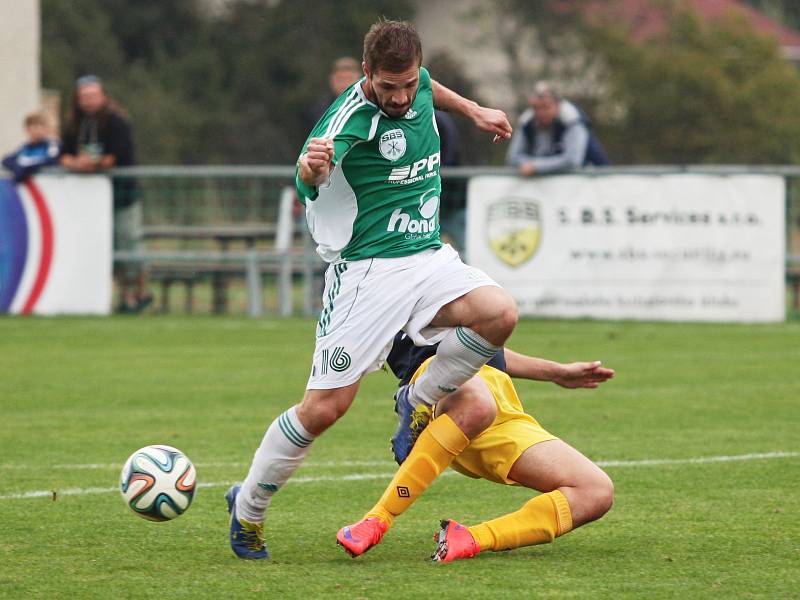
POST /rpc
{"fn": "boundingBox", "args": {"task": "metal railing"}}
[106,164,800,317]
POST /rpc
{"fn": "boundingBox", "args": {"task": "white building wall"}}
[0,1,40,153]
[414,0,518,114]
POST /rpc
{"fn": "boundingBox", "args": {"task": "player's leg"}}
[237,383,360,522]
[230,383,360,559]
[506,440,614,528]
[435,440,613,562]
[230,256,421,559]
[337,376,496,557]
[393,248,517,461]
[411,285,517,405]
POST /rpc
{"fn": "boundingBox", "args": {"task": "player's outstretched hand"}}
[554,361,615,389]
[471,106,513,144]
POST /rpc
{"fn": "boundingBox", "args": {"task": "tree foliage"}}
[41,0,800,166]
[41,0,415,164]
[498,0,800,165]
[588,9,800,164]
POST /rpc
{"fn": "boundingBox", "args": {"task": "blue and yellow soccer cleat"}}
[225,484,270,560]
[431,519,480,563]
[336,517,389,557]
[390,384,433,465]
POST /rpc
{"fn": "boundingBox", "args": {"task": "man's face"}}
[77,83,107,115]
[531,95,559,128]
[364,63,420,119]
[330,68,361,96]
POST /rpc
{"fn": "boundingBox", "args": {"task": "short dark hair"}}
[363,19,422,74]
[24,112,47,127]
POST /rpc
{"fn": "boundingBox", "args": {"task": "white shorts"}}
[307,244,499,389]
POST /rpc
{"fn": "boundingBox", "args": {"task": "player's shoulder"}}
[419,66,432,87]
[317,81,379,140]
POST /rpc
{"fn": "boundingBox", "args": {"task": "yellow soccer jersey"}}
[410,358,558,485]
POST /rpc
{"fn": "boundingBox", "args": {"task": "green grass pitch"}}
[1,317,798,599]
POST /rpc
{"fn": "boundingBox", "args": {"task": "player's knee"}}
[585,473,614,521]
[440,385,497,438]
[297,392,352,435]
[501,302,519,337]
[312,404,345,432]
[464,393,496,433]
[492,293,518,339]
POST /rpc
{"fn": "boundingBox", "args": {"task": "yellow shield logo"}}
[487,197,541,267]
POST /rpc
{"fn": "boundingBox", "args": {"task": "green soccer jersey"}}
[296,67,443,262]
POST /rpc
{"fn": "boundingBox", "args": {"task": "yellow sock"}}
[468,490,573,552]
[366,414,469,528]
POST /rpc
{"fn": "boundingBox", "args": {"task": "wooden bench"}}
[142,224,278,247]
[117,248,321,316]
[119,186,324,315]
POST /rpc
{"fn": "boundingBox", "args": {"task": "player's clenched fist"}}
[299,137,335,187]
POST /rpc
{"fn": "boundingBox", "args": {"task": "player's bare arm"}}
[430,79,512,143]
[503,348,615,389]
[298,137,334,187]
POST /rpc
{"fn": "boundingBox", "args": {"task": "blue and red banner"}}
[0,175,112,315]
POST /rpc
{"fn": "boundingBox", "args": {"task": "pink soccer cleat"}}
[431,519,480,563]
[336,517,389,557]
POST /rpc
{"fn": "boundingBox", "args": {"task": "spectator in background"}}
[60,75,151,313]
[307,57,363,127]
[1,113,60,182]
[506,82,610,176]
[435,109,467,252]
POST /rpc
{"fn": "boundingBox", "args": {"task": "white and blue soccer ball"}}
[120,444,196,521]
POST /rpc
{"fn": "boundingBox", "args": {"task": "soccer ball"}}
[120,444,196,521]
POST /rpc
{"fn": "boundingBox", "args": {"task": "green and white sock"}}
[236,405,315,523]
[411,326,500,407]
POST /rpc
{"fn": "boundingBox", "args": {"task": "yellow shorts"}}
[411,360,558,486]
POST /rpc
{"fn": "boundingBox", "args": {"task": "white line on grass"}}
[0,451,796,501]
[0,473,412,501]
[0,459,399,471]
[596,451,799,467]
[4,451,797,473]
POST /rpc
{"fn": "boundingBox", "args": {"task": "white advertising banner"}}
[0,174,112,315]
[466,174,785,322]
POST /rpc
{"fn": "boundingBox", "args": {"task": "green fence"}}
[111,165,800,317]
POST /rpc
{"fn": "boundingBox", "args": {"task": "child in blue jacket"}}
[2,113,60,182]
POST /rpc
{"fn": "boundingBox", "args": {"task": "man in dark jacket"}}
[507,82,610,176]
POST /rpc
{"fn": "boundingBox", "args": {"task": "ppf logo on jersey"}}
[387,151,440,185]
[379,129,407,161]
[487,197,542,267]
